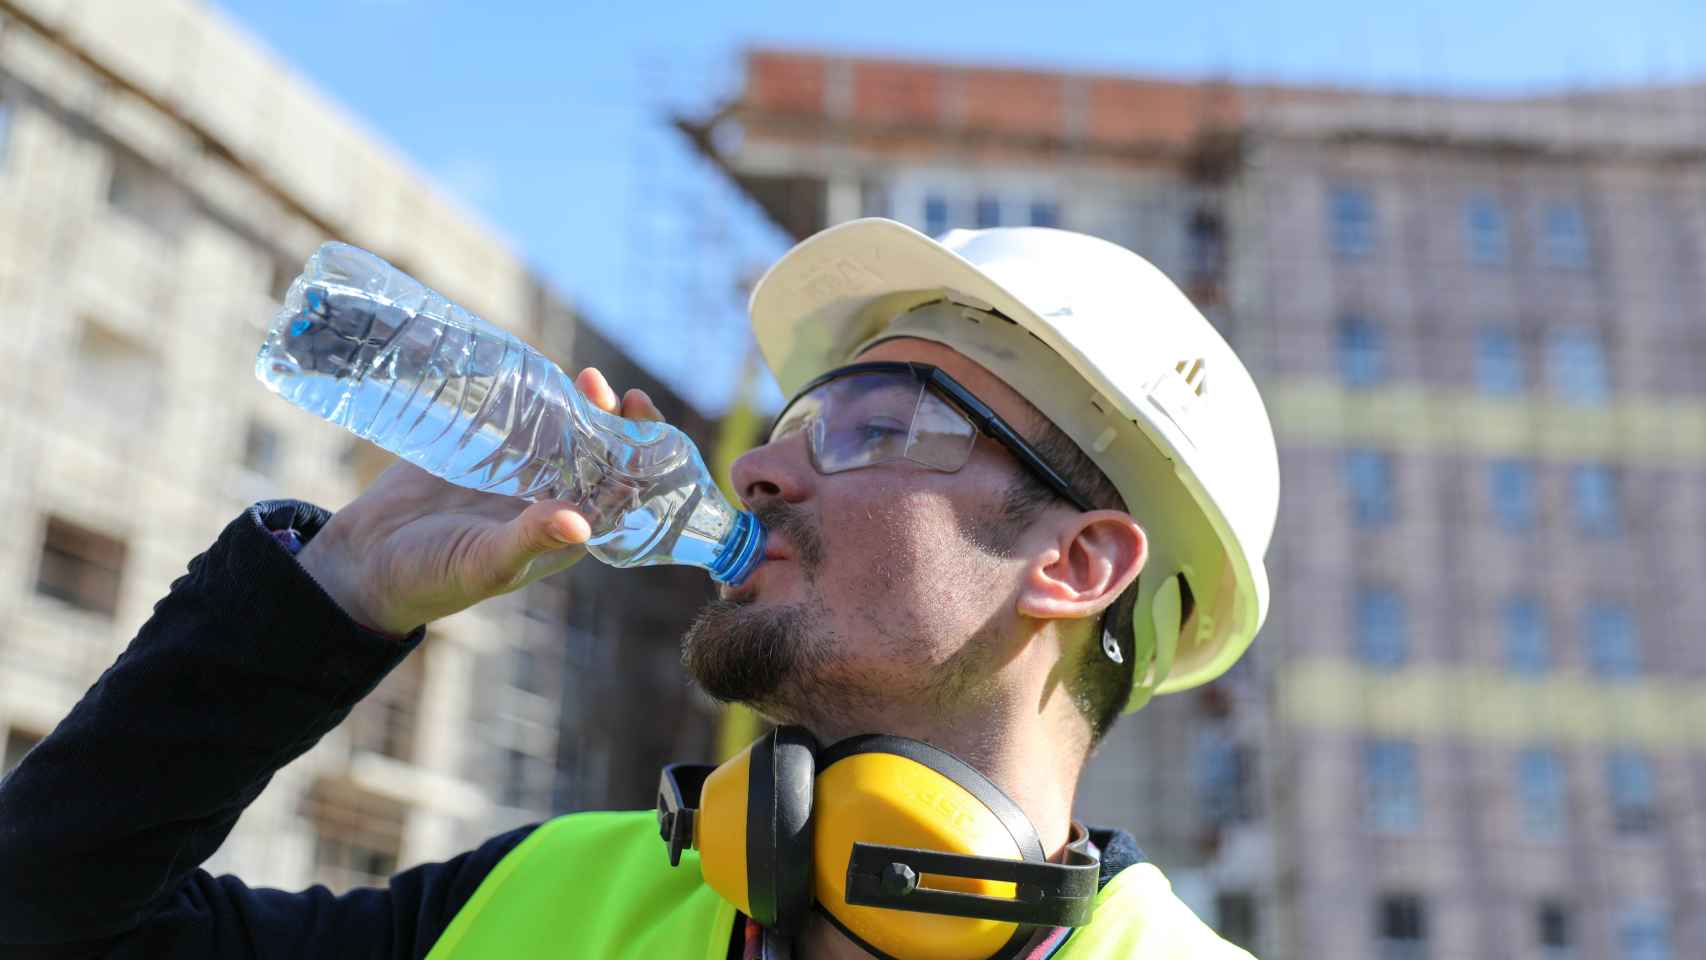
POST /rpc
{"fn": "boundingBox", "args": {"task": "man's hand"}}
[295,367,663,636]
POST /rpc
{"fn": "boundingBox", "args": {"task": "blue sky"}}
[209,0,1706,412]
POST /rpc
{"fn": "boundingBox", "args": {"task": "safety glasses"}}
[767,362,1095,512]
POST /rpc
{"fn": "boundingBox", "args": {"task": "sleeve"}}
[0,501,520,959]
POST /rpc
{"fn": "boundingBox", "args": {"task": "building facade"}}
[689,49,1706,959]
[0,0,722,897]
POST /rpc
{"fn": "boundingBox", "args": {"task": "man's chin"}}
[680,598,827,706]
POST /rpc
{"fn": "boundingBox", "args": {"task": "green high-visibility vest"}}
[425,811,1255,959]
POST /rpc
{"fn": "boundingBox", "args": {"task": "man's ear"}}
[1016,511,1147,622]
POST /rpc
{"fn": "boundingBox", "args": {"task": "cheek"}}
[819,482,1010,631]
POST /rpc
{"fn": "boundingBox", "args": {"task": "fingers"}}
[577,367,665,423]
[535,501,593,548]
[574,367,619,413]
[621,388,662,421]
[489,500,591,590]
[504,499,589,562]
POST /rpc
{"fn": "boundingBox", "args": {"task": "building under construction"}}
[0,0,722,895]
[685,50,1706,960]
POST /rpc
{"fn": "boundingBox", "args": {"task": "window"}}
[512,645,539,694]
[1186,210,1222,281]
[1570,464,1620,537]
[315,834,396,888]
[1329,184,1376,258]
[1538,901,1574,959]
[1465,195,1510,265]
[348,643,423,761]
[1193,727,1256,825]
[1363,739,1420,832]
[1355,586,1409,668]
[242,420,281,477]
[1541,202,1591,269]
[269,259,296,303]
[107,150,191,241]
[1606,751,1658,835]
[304,780,404,892]
[1376,893,1428,960]
[1337,315,1386,387]
[1344,450,1395,527]
[1517,747,1568,840]
[501,747,531,808]
[1476,328,1525,395]
[1585,602,1639,679]
[1215,891,1258,952]
[1547,329,1609,404]
[1617,903,1671,960]
[75,320,162,426]
[1503,596,1551,675]
[35,516,127,617]
[0,99,12,169]
[3,727,43,777]
[1488,460,1538,533]
[923,193,950,237]
[1028,199,1060,228]
[974,194,1002,229]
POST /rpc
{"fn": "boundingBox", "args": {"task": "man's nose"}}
[730,432,814,506]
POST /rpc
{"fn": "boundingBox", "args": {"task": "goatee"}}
[680,598,827,705]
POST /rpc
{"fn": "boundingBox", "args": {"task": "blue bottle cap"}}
[708,511,765,585]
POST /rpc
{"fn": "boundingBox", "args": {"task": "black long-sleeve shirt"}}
[0,501,1141,959]
[0,502,542,959]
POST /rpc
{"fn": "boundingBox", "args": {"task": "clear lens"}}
[902,389,977,470]
[814,372,925,472]
[770,369,977,476]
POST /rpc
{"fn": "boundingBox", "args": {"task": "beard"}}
[680,499,834,708]
[680,598,832,706]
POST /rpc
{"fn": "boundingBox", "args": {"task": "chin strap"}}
[1123,572,1186,712]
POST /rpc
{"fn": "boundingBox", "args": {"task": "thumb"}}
[492,501,591,585]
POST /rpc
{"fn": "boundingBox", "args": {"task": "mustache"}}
[752,499,825,574]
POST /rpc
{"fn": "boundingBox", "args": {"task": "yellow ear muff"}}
[811,736,1041,960]
[693,743,753,916]
[674,726,819,935]
[658,730,1097,960]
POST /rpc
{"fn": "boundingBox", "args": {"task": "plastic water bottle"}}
[254,241,764,584]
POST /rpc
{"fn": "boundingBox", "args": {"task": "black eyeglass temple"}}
[920,368,1097,513]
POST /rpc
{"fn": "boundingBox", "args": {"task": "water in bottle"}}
[254,242,763,584]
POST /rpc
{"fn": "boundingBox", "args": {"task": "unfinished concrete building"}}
[687,50,1706,960]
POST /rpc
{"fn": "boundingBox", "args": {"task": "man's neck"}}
[792,675,1085,857]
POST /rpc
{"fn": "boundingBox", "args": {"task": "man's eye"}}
[858,419,908,441]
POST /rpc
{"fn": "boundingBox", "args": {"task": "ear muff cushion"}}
[747,725,818,935]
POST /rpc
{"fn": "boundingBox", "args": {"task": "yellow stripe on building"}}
[1280,658,1706,749]
[1266,381,1706,465]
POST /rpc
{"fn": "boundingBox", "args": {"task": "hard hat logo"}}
[749,219,1280,708]
[1176,358,1209,396]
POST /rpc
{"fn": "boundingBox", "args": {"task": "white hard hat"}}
[748,218,1279,711]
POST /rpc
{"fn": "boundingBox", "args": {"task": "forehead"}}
[851,337,1040,433]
